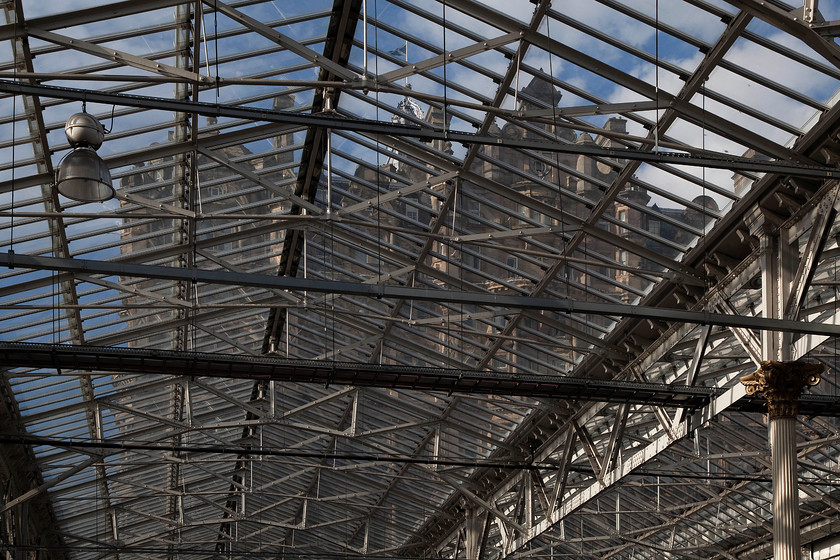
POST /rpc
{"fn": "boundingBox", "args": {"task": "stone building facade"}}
[118,80,717,370]
[119,96,296,352]
[341,75,718,371]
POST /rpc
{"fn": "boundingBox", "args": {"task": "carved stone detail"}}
[740,361,824,418]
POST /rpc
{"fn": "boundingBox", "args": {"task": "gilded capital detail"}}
[740,361,824,419]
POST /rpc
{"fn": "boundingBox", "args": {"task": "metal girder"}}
[519,101,663,119]
[205,0,358,82]
[1,341,838,415]
[4,1,840,558]
[0,0,185,42]
[727,0,840,72]
[504,385,737,555]
[27,27,211,84]
[195,145,320,212]
[684,324,711,389]
[672,324,712,427]
[571,420,604,479]
[0,375,70,560]
[378,133,702,285]
[2,4,96,556]
[437,471,528,536]
[1,80,839,179]
[76,273,193,309]
[716,299,763,365]
[455,6,752,394]
[0,457,97,515]
[450,224,580,243]
[116,191,196,218]
[5,252,840,337]
[427,159,840,559]
[451,0,804,164]
[0,341,721,407]
[336,171,458,216]
[262,0,362,356]
[784,198,837,320]
[359,179,459,365]
[240,2,363,552]
[376,31,522,85]
[463,508,490,560]
[602,403,630,476]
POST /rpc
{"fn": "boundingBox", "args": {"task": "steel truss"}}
[2,1,840,560]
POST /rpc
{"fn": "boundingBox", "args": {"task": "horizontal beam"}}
[0,342,712,407]
[0,0,185,42]
[519,100,663,119]
[376,32,522,85]
[1,80,839,179]
[0,342,838,415]
[0,432,563,469]
[3,252,840,337]
[208,0,358,81]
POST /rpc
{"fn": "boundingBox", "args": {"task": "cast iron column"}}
[741,361,823,560]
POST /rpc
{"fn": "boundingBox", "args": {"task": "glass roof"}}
[2,0,840,559]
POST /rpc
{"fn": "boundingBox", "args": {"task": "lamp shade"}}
[65,112,105,149]
[55,147,114,202]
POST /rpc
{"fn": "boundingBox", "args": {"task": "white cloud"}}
[561,1,654,48]
[724,30,840,102]
[23,1,105,18]
[622,0,731,44]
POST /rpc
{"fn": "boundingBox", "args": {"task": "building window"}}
[618,250,628,265]
[617,209,628,235]
[506,255,518,278]
[529,159,548,178]
[405,205,419,222]
[465,199,482,226]
[467,251,481,271]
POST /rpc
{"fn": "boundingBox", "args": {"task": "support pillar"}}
[741,360,823,560]
[464,508,489,560]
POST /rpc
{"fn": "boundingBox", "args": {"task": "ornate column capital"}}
[740,361,824,418]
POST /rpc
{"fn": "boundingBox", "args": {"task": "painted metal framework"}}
[1,1,840,559]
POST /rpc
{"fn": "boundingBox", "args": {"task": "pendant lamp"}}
[55,112,114,202]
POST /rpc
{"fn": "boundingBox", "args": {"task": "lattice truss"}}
[2,1,840,559]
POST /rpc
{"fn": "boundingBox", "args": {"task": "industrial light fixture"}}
[55,112,114,202]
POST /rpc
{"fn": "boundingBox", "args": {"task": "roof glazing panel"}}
[3,0,840,558]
